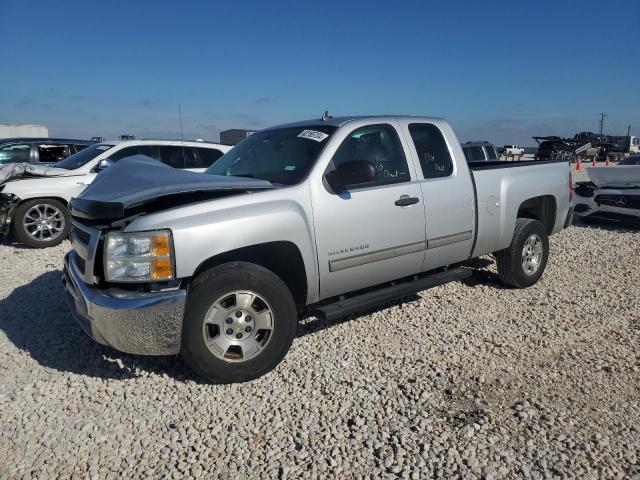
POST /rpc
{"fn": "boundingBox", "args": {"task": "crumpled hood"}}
[70,155,274,220]
[0,162,80,185]
[588,165,640,188]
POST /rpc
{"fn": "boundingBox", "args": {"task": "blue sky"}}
[1,0,638,146]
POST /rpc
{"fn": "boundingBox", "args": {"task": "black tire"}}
[11,198,70,248]
[182,262,298,383]
[494,218,549,288]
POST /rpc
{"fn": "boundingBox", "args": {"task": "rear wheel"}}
[495,218,549,288]
[12,198,70,248]
[182,262,298,383]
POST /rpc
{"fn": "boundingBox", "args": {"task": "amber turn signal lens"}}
[151,258,173,280]
[150,235,170,257]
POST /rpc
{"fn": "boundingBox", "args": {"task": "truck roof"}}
[93,139,229,148]
[264,115,446,130]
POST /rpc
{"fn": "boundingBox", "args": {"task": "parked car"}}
[574,165,640,229]
[62,115,574,383]
[503,144,525,157]
[461,141,499,162]
[617,155,640,166]
[0,138,95,165]
[0,139,231,247]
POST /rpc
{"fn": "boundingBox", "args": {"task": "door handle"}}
[395,195,420,207]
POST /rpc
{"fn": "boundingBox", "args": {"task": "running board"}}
[313,267,471,322]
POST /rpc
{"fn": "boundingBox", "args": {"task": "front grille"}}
[70,219,102,284]
[595,194,640,210]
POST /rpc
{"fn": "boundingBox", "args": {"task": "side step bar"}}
[313,267,471,322]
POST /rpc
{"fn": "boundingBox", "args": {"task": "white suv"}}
[0,139,231,247]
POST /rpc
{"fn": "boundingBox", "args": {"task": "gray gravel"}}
[1,165,639,479]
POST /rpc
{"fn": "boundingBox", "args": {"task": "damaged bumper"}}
[0,193,19,236]
[62,251,186,355]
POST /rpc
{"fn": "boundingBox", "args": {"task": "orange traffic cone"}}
[591,157,597,166]
[576,158,581,171]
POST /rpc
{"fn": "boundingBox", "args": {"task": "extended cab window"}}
[328,124,410,189]
[408,123,453,178]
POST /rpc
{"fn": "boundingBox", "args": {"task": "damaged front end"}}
[0,190,19,236]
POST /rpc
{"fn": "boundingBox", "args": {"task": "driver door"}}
[310,122,426,299]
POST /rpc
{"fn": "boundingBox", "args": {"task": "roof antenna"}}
[321,110,331,121]
[178,104,184,141]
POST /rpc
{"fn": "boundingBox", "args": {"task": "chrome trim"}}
[63,252,185,355]
[428,230,473,249]
[70,218,101,284]
[329,240,426,272]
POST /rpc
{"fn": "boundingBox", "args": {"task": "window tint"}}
[196,147,224,167]
[484,146,498,160]
[38,144,69,162]
[408,123,454,178]
[182,147,199,169]
[108,145,161,162]
[462,147,472,162]
[159,146,187,168]
[328,124,410,189]
[0,144,31,164]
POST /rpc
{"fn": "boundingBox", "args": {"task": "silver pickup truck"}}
[62,116,573,383]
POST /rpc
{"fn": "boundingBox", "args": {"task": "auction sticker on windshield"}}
[298,130,329,142]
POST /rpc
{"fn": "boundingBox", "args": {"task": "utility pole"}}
[599,113,607,135]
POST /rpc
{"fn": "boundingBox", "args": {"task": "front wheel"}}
[182,262,298,383]
[494,218,549,288]
[11,198,70,248]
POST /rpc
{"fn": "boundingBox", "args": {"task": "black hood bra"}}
[70,155,273,220]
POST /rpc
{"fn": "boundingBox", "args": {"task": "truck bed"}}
[467,159,571,258]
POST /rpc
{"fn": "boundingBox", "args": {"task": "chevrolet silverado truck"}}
[62,116,574,383]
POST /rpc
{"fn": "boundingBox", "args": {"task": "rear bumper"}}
[62,252,186,355]
[577,210,640,228]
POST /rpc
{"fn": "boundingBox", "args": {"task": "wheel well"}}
[517,195,556,234]
[19,197,69,207]
[192,241,308,308]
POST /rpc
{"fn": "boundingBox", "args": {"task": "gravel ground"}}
[1,166,639,479]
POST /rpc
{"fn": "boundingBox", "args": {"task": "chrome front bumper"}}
[62,252,186,355]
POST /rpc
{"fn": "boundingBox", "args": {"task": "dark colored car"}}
[618,155,640,166]
[0,138,96,165]
[461,141,499,162]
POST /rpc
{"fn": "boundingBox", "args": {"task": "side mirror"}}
[326,160,376,191]
[97,158,113,171]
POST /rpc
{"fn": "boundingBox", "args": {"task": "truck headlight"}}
[105,230,174,282]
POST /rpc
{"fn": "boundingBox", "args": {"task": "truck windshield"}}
[206,126,337,185]
[55,144,114,170]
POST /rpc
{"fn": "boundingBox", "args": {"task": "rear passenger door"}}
[397,121,475,272]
